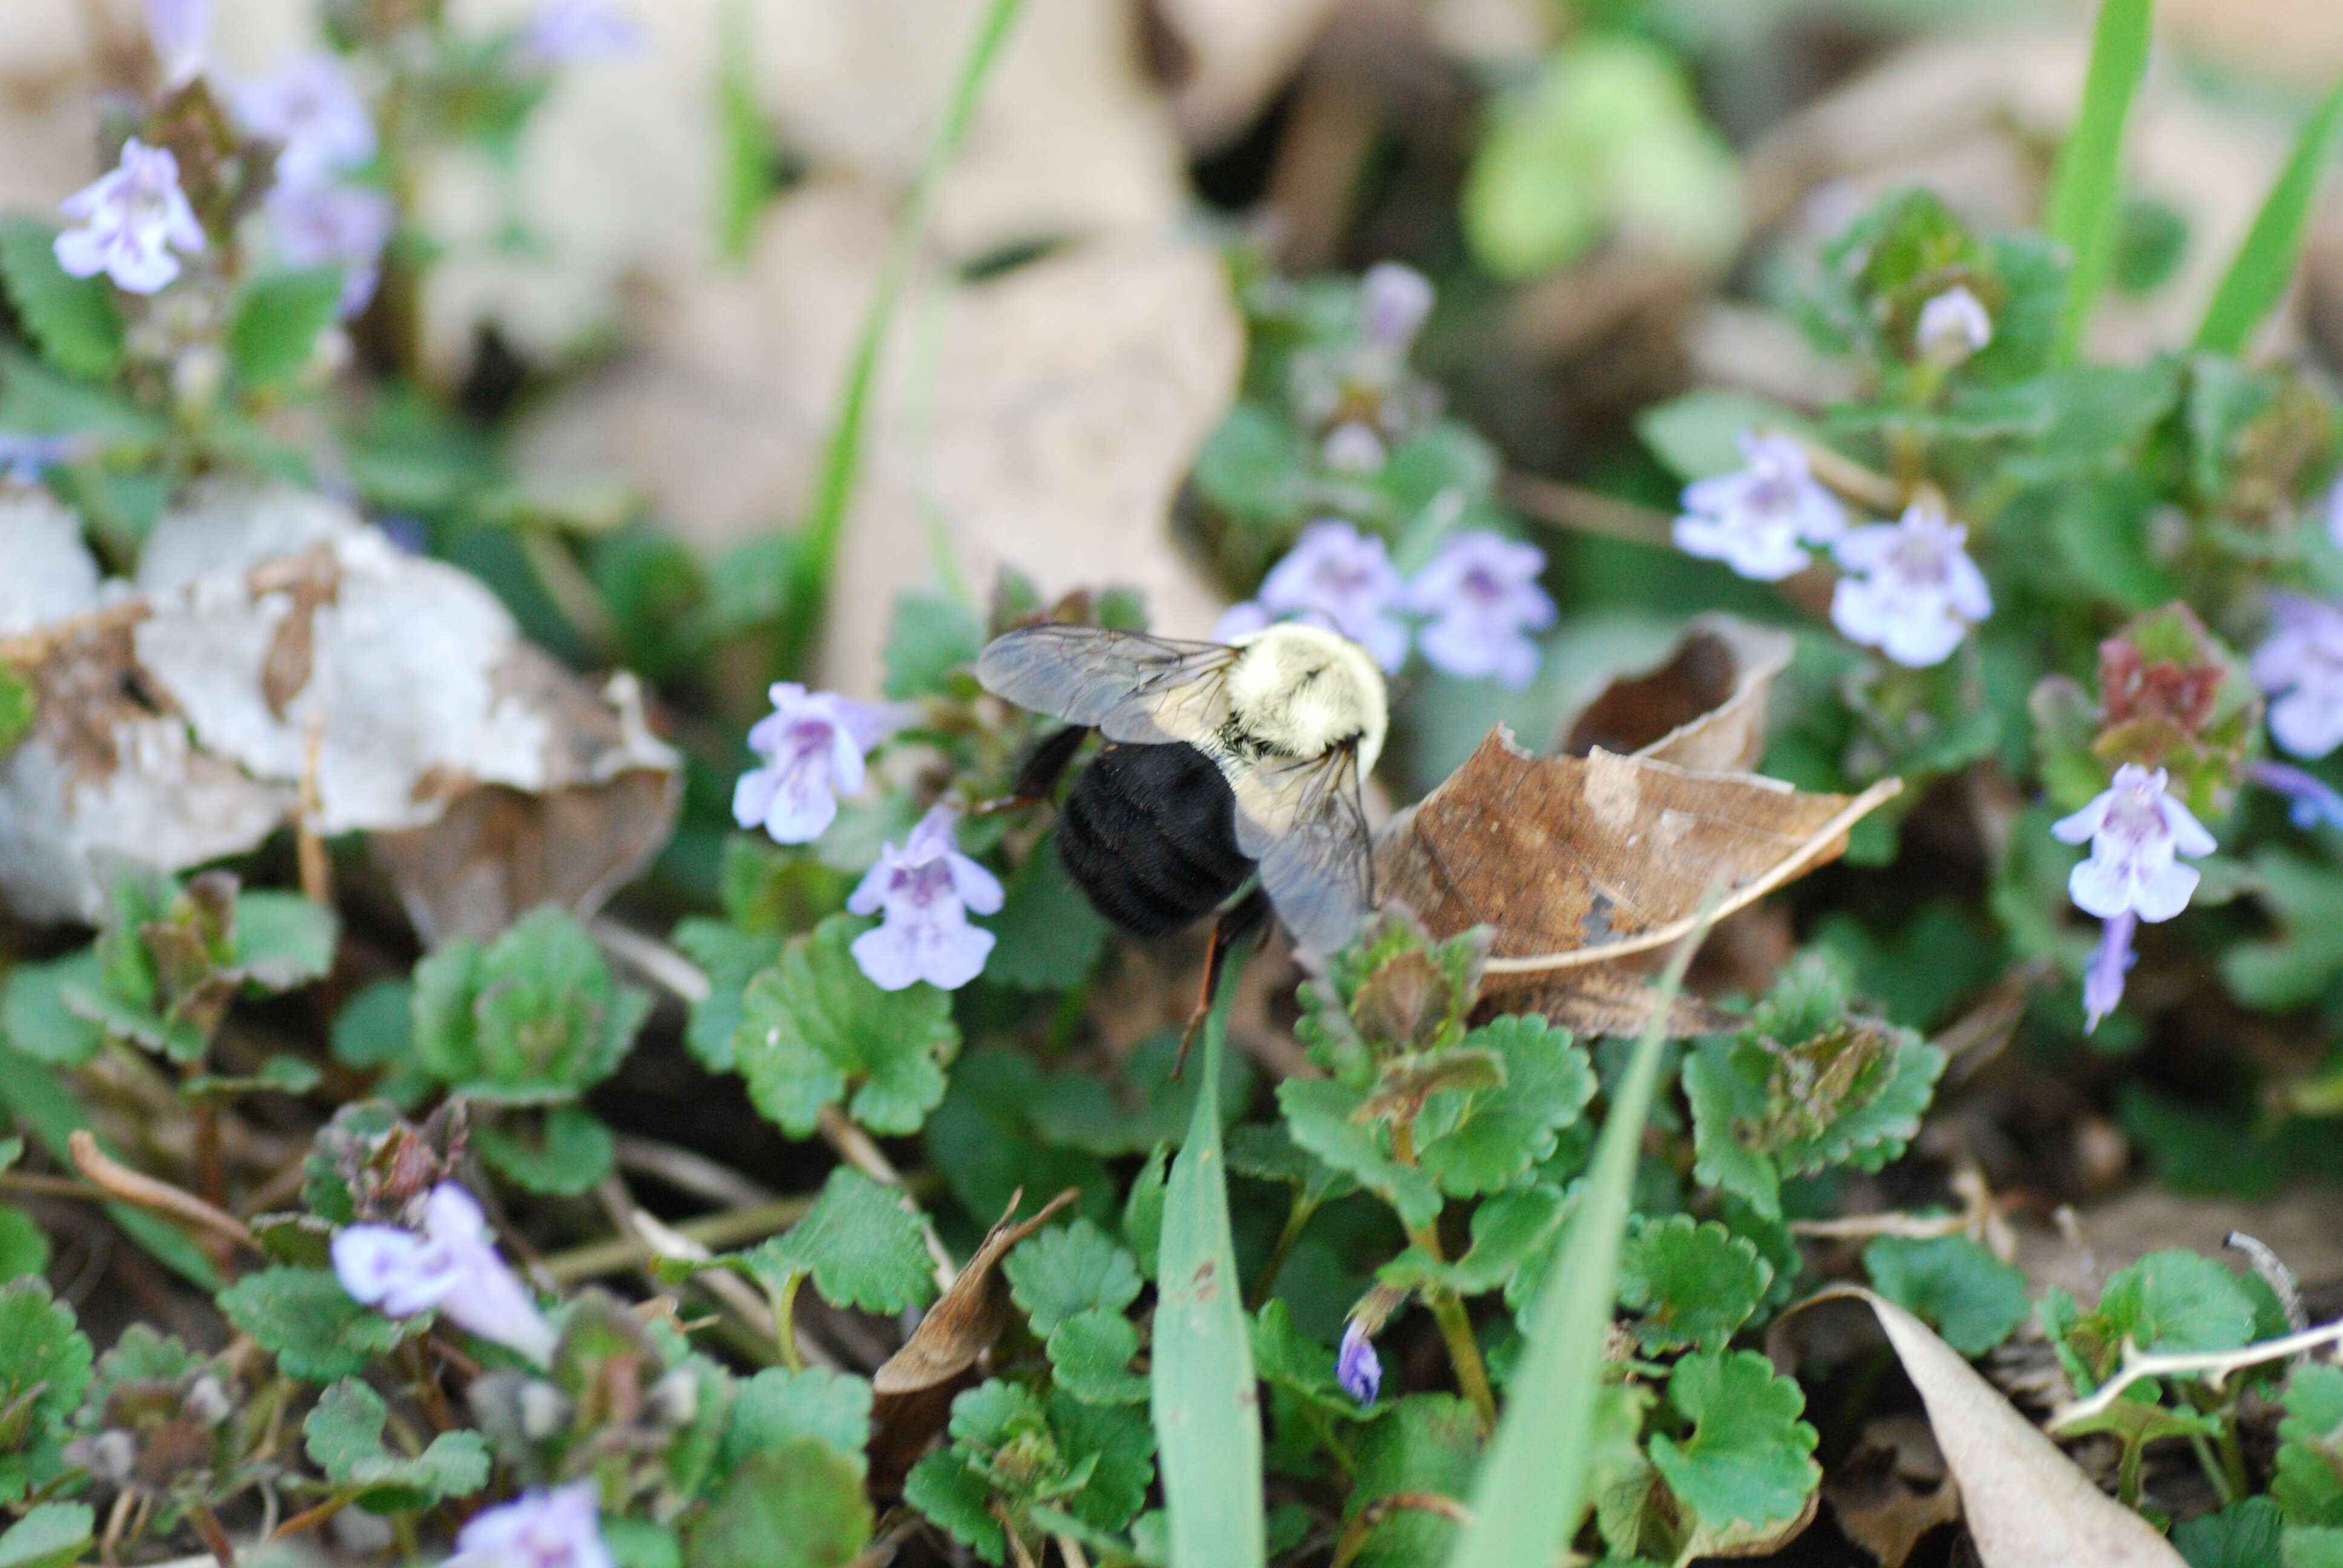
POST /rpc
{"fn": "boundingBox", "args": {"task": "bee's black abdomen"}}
[1058,742,1254,938]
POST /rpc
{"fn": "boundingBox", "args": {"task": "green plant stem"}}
[2186,1430,2233,1506]
[1423,1282,1498,1431]
[2115,1433,2146,1509]
[1246,1192,1317,1313]
[779,0,1029,678]
[768,1272,806,1373]
[540,1195,814,1285]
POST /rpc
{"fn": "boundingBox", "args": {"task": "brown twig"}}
[1499,471,1676,550]
[297,714,334,908]
[539,1196,814,1285]
[68,1130,260,1253]
[272,1494,350,1540]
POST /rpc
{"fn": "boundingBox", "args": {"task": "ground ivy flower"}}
[1404,530,1555,688]
[0,434,90,485]
[447,1483,612,1568]
[1337,1318,1381,1405]
[1672,433,1845,582]
[521,0,646,64]
[235,54,376,184]
[2325,474,2343,552]
[331,1183,557,1364]
[1829,504,1991,668]
[2251,593,2343,759]
[733,684,897,845]
[2083,910,2137,1035]
[2250,760,2343,834]
[1916,284,1991,365]
[2052,764,2217,923]
[847,805,1003,991]
[266,180,394,316]
[54,139,205,295]
[1359,262,1435,360]
[146,0,208,85]
[1248,520,1410,671]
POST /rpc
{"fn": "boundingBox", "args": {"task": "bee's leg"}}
[974,724,1092,815]
[1173,887,1274,1078]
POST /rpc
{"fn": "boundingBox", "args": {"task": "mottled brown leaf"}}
[1561,615,1795,773]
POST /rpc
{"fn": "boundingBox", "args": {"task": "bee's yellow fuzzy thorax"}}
[1225,623,1388,773]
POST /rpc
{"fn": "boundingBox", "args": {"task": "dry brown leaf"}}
[512,180,1241,696]
[2014,1186,2343,1308]
[1374,728,1899,997]
[1824,1415,1963,1568]
[1559,615,1795,774]
[1800,1287,2186,1568]
[867,1189,1076,1488]
[0,483,678,931]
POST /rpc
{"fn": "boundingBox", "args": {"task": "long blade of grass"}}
[1150,944,1264,1568]
[2045,0,2153,364]
[1442,906,1714,1568]
[775,0,1027,676]
[2195,78,2343,355]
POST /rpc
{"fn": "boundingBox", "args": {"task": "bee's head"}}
[1225,622,1389,771]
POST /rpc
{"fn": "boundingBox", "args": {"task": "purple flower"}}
[331,1183,557,1364]
[1672,433,1846,583]
[733,684,898,845]
[264,180,393,317]
[54,140,206,295]
[1916,286,1991,365]
[2252,593,2343,759]
[234,54,375,185]
[146,0,209,87]
[2325,475,2343,552]
[1360,263,1434,358]
[520,0,646,64]
[1213,601,1275,642]
[2051,764,2217,923]
[1403,530,1555,688]
[2250,760,2343,834]
[1337,1318,1381,1405]
[2083,910,2137,1034]
[447,1483,612,1568]
[1829,504,1992,668]
[847,806,1003,991]
[1254,520,1410,671]
[0,434,90,484]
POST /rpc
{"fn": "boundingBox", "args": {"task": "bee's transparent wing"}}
[1230,743,1374,957]
[975,624,1237,746]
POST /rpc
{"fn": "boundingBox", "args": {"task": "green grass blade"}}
[2195,78,2343,355]
[2044,0,2153,363]
[776,0,1027,676]
[1443,915,1711,1568]
[1150,946,1264,1568]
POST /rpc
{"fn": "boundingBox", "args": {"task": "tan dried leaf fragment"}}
[1799,1289,2186,1568]
[1375,731,1898,986]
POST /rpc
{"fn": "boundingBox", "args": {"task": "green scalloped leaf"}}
[1646,1350,1819,1542]
[735,915,958,1137]
[1615,1215,1771,1354]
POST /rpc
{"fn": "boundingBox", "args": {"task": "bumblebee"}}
[975,621,1387,1008]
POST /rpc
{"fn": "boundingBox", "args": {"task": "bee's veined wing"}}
[1229,743,1374,958]
[975,624,1237,747]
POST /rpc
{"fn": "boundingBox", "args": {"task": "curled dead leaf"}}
[1825,1415,1962,1568]
[1794,1287,2186,1568]
[867,1189,1077,1488]
[1558,615,1795,774]
[1374,727,1899,1011]
[0,482,678,934]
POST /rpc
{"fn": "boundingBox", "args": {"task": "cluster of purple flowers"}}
[2052,765,2217,1034]
[1672,435,1991,669]
[234,51,392,318]
[1216,520,1557,688]
[1293,264,1441,475]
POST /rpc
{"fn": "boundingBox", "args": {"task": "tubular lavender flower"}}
[331,1183,558,1364]
[265,181,395,317]
[445,1483,612,1568]
[1672,432,1846,583]
[1251,520,1411,671]
[2249,760,2343,834]
[2051,764,2217,923]
[145,0,209,87]
[1829,504,1992,668]
[847,805,1003,991]
[733,684,899,845]
[54,140,206,295]
[1404,530,1555,688]
[1915,284,1992,365]
[234,54,376,184]
[2251,593,2343,759]
[521,0,647,64]
[2083,910,2137,1034]
[1337,1318,1383,1405]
